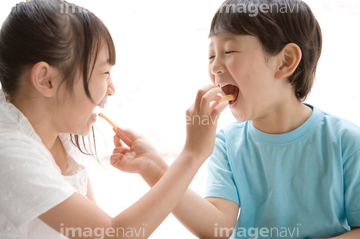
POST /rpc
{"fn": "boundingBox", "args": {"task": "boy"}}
[112,0,360,238]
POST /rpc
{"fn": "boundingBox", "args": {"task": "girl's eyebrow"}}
[98,58,111,67]
[223,36,241,43]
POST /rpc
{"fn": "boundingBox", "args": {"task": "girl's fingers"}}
[113,135,122,147]
[113,128,134,147]
[110,153,123,165]
[114,127,143,142]
[113,146,128,154]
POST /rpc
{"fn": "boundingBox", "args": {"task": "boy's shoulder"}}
[216,106,360,143]
[320,108,360,149]
[216,121,248,142]
[321,107,360,136]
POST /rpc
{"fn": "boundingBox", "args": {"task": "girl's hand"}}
[111,127,168,186]
[184,84,229,160]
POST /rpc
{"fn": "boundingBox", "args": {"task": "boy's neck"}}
[252,101,313,135]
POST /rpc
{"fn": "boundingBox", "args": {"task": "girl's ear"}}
[275,43,302,80]
[30,62,58,97]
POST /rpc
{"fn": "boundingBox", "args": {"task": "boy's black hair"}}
[210,0,322,101]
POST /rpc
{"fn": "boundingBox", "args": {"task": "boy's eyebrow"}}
[209,36,239,47]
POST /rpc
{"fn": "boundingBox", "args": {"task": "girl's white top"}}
[0,89,93,239]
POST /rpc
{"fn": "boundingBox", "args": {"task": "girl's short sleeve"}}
[0,141,76,227]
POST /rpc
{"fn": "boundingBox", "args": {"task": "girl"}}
[0,0,228,238]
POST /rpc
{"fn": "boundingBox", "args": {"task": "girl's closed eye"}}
[225,51,235,54]
[104,72,111,78]
[209,55,215,60]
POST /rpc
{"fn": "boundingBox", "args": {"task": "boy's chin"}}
[231,111,247,123]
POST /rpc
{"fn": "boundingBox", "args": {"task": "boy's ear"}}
[275,43,302,80]
[30,62,58,97]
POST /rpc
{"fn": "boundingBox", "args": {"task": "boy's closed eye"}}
[209,51,236,60]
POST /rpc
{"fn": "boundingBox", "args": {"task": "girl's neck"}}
[10,95,59,152]
[12,97,69,174]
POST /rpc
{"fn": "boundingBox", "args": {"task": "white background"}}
[1,0,360,238]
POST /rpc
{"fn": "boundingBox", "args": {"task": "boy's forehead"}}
[209,33,242,46]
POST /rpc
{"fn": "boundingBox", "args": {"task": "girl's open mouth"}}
[220,84,239,104]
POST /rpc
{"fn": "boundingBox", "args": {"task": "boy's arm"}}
[173,190,239,239]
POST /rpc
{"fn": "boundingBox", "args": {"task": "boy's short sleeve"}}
[0,141,77,228]
[205,130,240,206]
[344,148,360,226]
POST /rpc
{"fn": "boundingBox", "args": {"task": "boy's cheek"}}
[208,72,216,84]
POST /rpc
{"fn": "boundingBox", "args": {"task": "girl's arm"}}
[111,112,239,237]
[331,227,360,239]
[38,85,228,239]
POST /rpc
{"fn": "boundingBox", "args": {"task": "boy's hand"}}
[110,127,168,186]
[184,84,228,160]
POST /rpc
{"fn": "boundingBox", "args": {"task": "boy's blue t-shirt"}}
[205,105,360,239]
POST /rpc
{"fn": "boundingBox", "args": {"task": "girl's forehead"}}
[94,45,112,67]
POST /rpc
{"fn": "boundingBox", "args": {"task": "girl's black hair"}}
[0,0,116,156]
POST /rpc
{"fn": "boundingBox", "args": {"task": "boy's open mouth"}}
[220,84,239,104]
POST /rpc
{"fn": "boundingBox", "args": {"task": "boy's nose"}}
[211,58,225,75]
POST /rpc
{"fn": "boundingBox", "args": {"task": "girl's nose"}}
[108,79,115,96]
